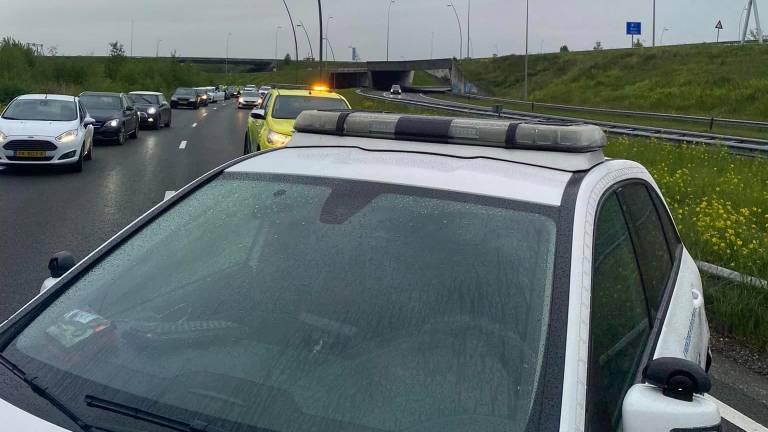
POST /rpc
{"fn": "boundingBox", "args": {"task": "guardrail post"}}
[531,101,535,112]
[709,117,715,132]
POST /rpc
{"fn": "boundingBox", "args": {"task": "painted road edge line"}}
[706,395,768,432]
[192,123,197,128]
[179,140,187,149]
[163,191,176,201]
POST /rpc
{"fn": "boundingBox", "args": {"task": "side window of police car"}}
[618,183,676,317]
[261,93,272,111]
[586,192,651,432]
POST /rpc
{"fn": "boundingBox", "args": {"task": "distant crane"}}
[741,0,764,44]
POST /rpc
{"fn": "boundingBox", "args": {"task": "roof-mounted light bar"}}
[294,111,607,153]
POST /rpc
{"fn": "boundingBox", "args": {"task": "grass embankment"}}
[458,44,768,120]
[431,93,768,140]
[412,70,450,87]
[347,91,768,352]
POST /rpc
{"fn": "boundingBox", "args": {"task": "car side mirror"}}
[621,358,719,432]
[42,251,76,293]
[83,117,95,127]
[250,109,265,120]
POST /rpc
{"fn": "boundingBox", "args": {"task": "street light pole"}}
[325,16,333,65]
[318,0,323,65]
[660,27,669,45]
[155,39,162,57]
[652,0,656,47]
[226,32,232,75]
[466,0,471,59]
[297,22,314,60]
[274,26,282,59]
[430,31,434,59]
[386,0,395,61]
[281,0,300,83]
[524,0,529,100]
[447,2,463,59]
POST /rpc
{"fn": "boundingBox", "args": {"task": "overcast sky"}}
[0,0,755,60]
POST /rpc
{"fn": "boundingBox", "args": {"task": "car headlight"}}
[267,130,291,147]
[0,131,7,143]
[147,107,157,114]
[106,119,120,128]
[55,130,78,143]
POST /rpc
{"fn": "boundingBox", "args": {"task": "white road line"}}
[706,395,768,432]
[192,123,197,128]
[179,140,187,149]
[213,107,218,110]
[203,113,208,117]
[163,191,176,201]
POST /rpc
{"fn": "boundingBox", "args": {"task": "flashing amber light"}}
[310,84,330,92]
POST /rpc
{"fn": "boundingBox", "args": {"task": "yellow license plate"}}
[15,150,48,157]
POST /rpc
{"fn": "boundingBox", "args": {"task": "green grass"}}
[457,44,768,121]
[704,275,768,353]
[412,71,450,87]
[431,93,768,140]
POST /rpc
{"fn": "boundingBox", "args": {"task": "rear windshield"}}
[272,95,350,119]
[80,95,122,110]
[174,88,195,96]
[129,94,159,105]
[5,173,558,432]
[2,99,77,121]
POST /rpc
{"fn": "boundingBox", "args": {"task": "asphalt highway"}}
[0,101,247,320]
[0,98,766,431]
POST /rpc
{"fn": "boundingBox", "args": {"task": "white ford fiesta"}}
[0,94,95,172]
[0,112,718,431]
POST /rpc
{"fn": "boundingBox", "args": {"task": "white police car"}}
[0,112,717,432]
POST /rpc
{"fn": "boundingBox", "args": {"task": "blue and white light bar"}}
[294,111,607,153]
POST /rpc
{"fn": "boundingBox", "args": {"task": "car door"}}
[586,190,652,431]
[121,95,134,131]
[78,101,93,146]
[585,181,690,431]
[249,92,271,145]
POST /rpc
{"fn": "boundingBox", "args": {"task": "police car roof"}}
[227,112,611,206]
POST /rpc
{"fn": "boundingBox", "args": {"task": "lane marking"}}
[203,113,208,117]
[213,107,218,111]
[706,395,768,432]
[163,191,176,201]
[192,123,197,128]
[179,140,187,149]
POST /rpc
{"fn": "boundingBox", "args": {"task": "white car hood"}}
[0,398,72,431]
[0,119,77,138]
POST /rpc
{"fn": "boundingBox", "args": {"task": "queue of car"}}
[0,87,192,172]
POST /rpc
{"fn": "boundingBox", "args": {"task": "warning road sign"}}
[715,20,723,30]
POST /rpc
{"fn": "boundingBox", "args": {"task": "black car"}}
[170,87,207,109]
[228,86,240,98]
[128,92,172,130]
[79,92,140,145]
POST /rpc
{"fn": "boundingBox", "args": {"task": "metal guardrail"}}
[357,90,768,156]
[697,261,768,290]
[463,94,768,129]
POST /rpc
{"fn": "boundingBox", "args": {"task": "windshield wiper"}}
[85,395,227,432]
[0,353,97,432]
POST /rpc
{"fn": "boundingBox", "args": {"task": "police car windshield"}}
[5,173,558,432]
[2,99,77,121]
[272,95,349,119]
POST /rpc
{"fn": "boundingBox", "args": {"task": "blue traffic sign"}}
[626,22,642,35]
